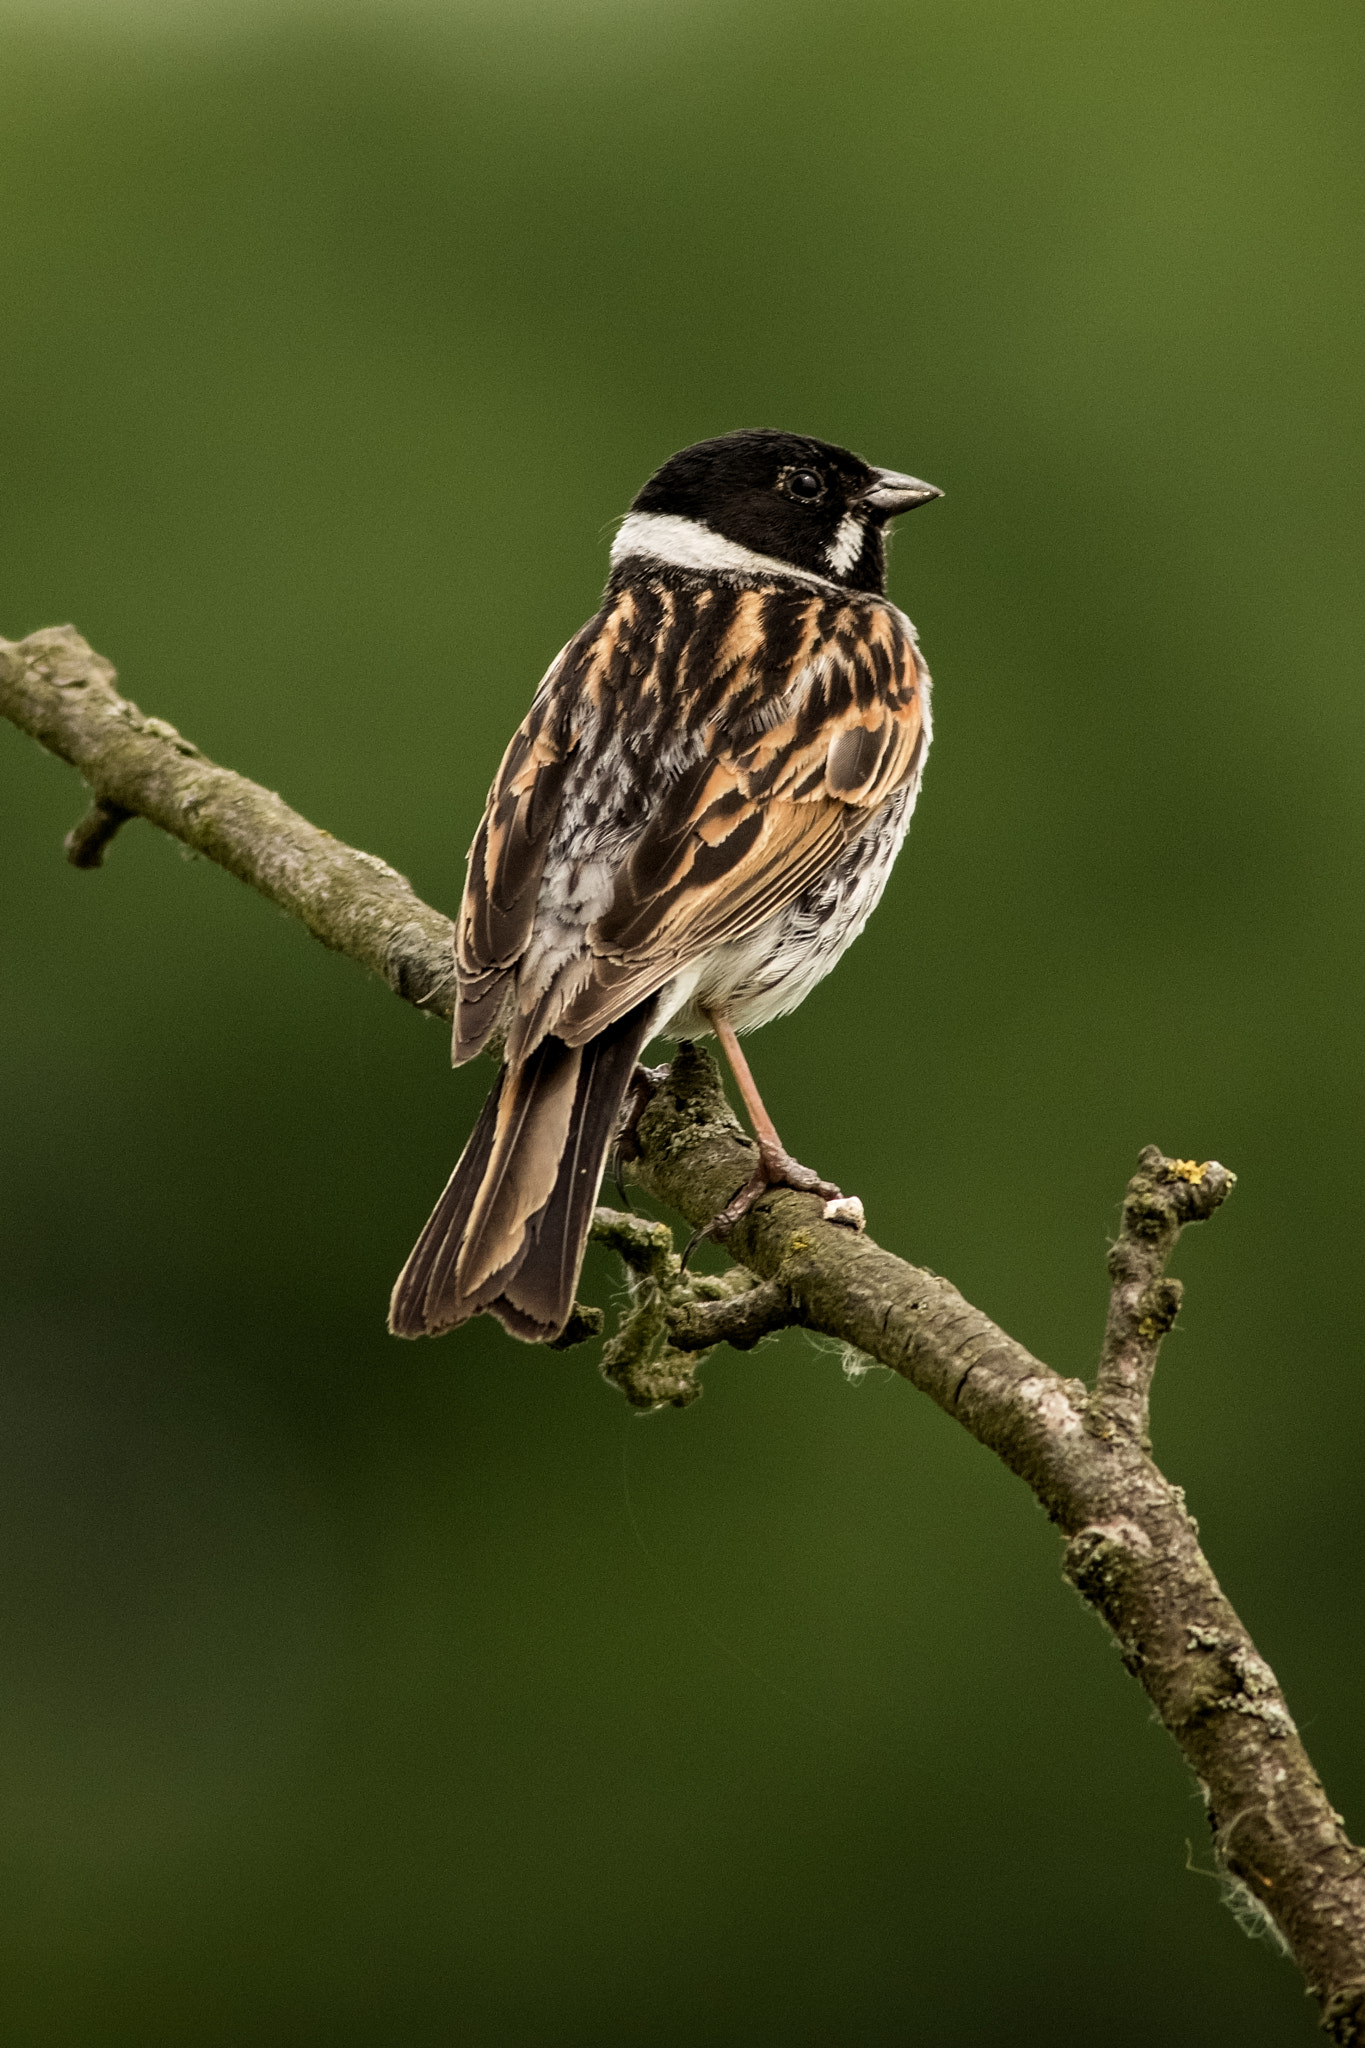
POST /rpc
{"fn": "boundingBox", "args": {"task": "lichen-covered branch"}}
[4,624,1363,2038]
[584,1207,764,1406]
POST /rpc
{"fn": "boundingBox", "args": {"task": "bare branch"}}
[4,623,1364,2037]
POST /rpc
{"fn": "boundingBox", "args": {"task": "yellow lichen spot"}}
[1169,1159,1208,1183]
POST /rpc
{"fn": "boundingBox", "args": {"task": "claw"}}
[696,1139,844,1248]
[679,1221,711,1272]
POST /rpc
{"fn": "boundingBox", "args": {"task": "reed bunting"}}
[390,429,940,1344]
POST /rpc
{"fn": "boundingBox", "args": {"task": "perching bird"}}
[389,429,940,1344]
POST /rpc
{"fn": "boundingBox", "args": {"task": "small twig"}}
[64,795,133,868]
[587,1207,762,1405]
[587,1207,696,1407]
[546,1302,606,1351]
[666,1276,797,1352]
[1093,1146,1236,1443]
[590,1206,678,1285]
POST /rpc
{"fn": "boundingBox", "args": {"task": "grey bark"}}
[4,624,1363,2040]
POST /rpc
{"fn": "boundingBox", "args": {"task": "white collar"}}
[609,511,843,593]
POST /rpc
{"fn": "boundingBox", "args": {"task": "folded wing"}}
[457,582,927,1062]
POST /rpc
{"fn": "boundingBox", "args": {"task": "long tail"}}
[388,999,657,1344]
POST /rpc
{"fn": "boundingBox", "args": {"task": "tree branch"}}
[4,623,1363,2038]
[0,626,457,1017]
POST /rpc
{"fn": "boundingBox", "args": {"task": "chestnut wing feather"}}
[454,637,584,1061]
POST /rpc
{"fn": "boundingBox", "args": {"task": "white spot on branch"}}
[1016,1374,1083,1435]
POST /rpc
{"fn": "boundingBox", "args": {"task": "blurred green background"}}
[2,0,1362,2040]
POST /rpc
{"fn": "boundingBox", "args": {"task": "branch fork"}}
[1093,1145,1236,1445]
[583,1205,799,1407]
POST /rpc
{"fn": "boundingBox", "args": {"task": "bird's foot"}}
[685,1141,857,1263]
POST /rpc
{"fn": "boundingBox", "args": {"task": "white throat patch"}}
[610,511,841,591]
[824,513,865,577]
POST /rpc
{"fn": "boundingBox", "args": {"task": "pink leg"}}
[701,1009,842,1240]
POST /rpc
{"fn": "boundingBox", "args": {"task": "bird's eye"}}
[780,467,825,502]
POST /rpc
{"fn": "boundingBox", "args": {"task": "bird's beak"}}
[863,468,943,514]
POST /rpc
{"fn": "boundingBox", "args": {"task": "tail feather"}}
[387,1067,505,1338]
[485,1010,655,1336]
[388,998,657,1344]
[459,1033,582,1298]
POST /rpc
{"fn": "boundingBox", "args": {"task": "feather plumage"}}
[391,428,938,1344]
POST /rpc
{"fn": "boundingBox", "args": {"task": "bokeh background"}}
[2,0,1362,2040]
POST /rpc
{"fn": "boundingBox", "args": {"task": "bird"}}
[389,428,940,1345]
